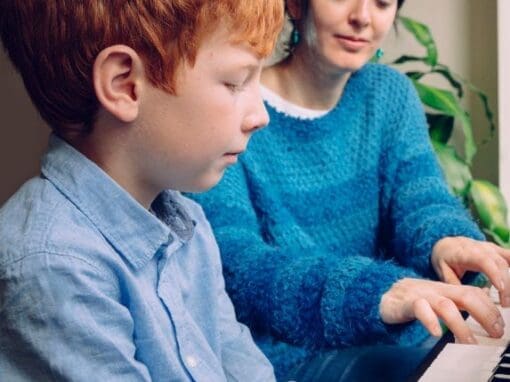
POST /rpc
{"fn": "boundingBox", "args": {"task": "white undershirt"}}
[260,85,330,120]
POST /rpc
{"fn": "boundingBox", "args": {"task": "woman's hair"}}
[0,0,284,135]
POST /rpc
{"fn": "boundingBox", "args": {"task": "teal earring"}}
[287,19,300,53]
[372,48,384,62]
[291,26,300,47]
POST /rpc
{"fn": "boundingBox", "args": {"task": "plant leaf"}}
[413,81,476,164]
[405,71,425,81]
[465,82,496,143]
[427,113,454,144]
[484,229,510,248]
[470,180,510,243]
[399,16,438,67]
[431,140,472,196]
[435,68,497,142]
[392,55,429,65]
[430,67,464,98]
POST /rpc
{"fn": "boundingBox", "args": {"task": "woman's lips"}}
[334,34,370,51]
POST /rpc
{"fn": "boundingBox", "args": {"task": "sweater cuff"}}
[321,259,429,347]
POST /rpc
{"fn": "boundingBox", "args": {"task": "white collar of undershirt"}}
[260,85,331,120]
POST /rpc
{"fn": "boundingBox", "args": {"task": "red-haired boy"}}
[0,1,283,380]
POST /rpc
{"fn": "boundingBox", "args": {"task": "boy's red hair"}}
[0,0,284,135]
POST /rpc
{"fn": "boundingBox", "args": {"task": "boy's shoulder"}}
[0,176,111,272]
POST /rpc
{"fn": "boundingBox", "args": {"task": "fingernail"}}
[501,281,506,292]
[494,322,504,334]
[467,336,477,344]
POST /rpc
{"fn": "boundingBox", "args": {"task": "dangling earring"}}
[287,20,300,53]
[291,27,300,46]
[373,48,384,62]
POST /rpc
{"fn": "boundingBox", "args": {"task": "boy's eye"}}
[225,77,251,92]
[223,68,257,93]
[225,83,244,92]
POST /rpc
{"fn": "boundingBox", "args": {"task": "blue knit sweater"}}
[189,64,483,379]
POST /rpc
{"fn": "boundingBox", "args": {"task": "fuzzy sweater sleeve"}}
[190,161,429,349]
[378,71,484,278]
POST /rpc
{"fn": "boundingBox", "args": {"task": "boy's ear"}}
[93,45,145,123]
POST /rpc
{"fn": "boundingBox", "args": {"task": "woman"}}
[190,0,510,380]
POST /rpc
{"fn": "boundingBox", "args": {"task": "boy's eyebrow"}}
[231,62,262,72]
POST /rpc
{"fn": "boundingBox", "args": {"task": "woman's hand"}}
[432,236,510,306]
[379,278,504,344]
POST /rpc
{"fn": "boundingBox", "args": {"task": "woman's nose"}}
[348,0,371,29]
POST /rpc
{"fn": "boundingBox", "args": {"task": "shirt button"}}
[185,355,198,368]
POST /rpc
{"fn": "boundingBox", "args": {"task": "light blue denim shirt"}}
[0,135,275,382]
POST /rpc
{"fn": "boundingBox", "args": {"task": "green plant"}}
[390,16,510,248]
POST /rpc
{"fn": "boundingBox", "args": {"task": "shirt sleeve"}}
[190,163,429,350]
[0,252,152,382]
[378,72,484,278]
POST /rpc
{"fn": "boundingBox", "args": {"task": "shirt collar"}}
[41,135,194,270]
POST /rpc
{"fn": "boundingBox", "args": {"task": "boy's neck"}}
[67,125,159,210]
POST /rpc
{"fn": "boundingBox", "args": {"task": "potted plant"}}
[388,16,510,249]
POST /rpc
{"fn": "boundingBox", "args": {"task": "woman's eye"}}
[376,0,392,9]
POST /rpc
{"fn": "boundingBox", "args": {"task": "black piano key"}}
[494,366,510,375]
[503,342,510,355]
[490,375,510,381]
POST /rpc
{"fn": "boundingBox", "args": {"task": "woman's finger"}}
[455,242,510,304]
[494,243,510,264]
[439,283,504,339]
[439,263,461,285]
[413,298,442,337]
[429,295,477,344]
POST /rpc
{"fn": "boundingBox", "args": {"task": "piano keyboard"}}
[418,286,510,382]
[419,343,509,381]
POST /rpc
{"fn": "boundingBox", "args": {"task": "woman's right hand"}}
[379,278,504,344]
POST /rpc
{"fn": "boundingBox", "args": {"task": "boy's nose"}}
[349,0,371,28]
[243,95,269,133]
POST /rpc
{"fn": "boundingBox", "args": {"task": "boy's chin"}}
[182,172,225,194]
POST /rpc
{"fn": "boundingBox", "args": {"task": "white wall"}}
[498,0,510,210]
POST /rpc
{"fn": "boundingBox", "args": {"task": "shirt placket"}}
[156,237,225,382]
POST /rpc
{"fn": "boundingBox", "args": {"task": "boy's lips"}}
[224,148,245,157]
[223,152,241,164]
[225,146,246,156]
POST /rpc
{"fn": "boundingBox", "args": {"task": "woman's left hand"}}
[432,236,510,306]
